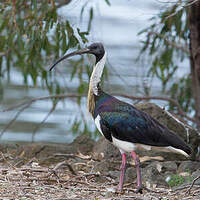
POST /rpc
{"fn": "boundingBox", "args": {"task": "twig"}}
[185,175,200,194]
[173,183,199,192]
[1,94,82,112]
[51,160,77,175]
[64,186,107,192]
[143,186,167,194]
[148,31,189,54]
[0,102,32,138]
[0,152,16,169]
[53,153,92,160]
[12,0,18,29]
[8,177,68,182]
[31,102,57,142]
[0,49,11,57]
[119,197,157,200]
[164,0,200,20]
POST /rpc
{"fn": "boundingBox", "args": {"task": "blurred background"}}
[0,0,198,143]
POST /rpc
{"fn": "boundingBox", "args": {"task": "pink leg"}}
[131,152,143,194]
[118,153,126,192]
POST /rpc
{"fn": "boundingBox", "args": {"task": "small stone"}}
[165,176,171,183]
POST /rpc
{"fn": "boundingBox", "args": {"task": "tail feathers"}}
[181,144,192,156]
[165,130,192,157]
[166,146,191,157]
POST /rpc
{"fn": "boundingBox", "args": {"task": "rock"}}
[161,161,178,173]
[93,174,108,183]
[71,135,95,154]
[192,169,200,185]
[142,163,168,187]
[93,160,120,173]
[92,137,121,160]
[178,161,200,173]
[0,135,95,166]
[109,170,120,181]
[125,167,137,183]
[147,161,177,174]
[135,102,200,160]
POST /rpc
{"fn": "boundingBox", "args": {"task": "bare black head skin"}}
[87,43,105,63]
[50,42,105,71]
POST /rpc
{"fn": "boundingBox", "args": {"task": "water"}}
[0,0,189,143]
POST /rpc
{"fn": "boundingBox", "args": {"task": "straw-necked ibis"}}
[50,43,192,193]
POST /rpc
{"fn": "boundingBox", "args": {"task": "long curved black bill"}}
[49,48,90,71]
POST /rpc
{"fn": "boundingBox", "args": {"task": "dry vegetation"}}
[0,145,199,200]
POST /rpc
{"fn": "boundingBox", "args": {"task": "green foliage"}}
[0,1,88,89]
[0,1,112,137]
[167,173,193,187]
[169,75,193,113]
[70,117,99,139]
[138,2,195,117]
[167,174,185,187]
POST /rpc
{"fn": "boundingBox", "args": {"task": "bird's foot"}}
[135,185,143,194]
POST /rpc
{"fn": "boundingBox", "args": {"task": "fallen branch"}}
[51,160,77,175]
[185,175,200,194]
[53,153,92,160]
[172,183,200,192]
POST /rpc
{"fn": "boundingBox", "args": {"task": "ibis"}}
[50,43,192,193]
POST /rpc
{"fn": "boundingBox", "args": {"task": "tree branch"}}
[1,94,82,112]
[164,0,200,20]
[185,175,200,194]
[1,93,196,136]
[148,31,189,54]
[113,93,197,123]
[0,94,82,138]
[0,102,32,138]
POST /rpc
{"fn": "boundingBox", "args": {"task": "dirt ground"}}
[0,144,199,200]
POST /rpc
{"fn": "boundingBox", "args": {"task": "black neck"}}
[95,52,105,64]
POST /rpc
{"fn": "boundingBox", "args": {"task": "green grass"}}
[167,174,185,187]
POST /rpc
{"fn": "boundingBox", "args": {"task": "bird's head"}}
[50,42,105,71]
